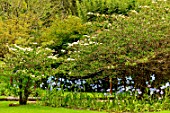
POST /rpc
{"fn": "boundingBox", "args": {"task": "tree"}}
[0,0,57,96]
[0,0,54,57]
[2,44,62,105]
[50,0,78,17]
[39,15,87,54]
[56,1,170,93]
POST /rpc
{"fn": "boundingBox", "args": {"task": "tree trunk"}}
[19,78,23,105]
[109,78,113,95]
[10,76,13,85]
[18,78,30,105]
[70,0,77,15]
[19,96,28,105]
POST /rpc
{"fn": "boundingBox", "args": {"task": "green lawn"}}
[0,101,106,113]
[0,96,6,99]
[0,101,170,113]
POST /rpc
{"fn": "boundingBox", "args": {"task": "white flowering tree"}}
[2,44,62,105]
[57,1,170,94]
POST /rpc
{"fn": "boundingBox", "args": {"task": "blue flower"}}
[117,78,122,81]
[40,83,44,88]
[116,88,125,94]
[92,85,97,89]
[70,81,73,84]
[147,84,151,88]
[57,82,60,86]
[82,80,86,84]
[98,80,102,84]
[126,76,132,80]
[90,84,94,86]
[146,81,149,85]
[156,89,160,93]
[131,81,134,84]
[66,79,70,83]
[78,86,83,89]
[136,89,142,94]
[160,90,164,95]
[104,93,108,96]
[150,74,155,81]
[100,89,104,92]
[150,88,156,91]
[50,86,53,91]
[118,85,124,90]
[106,89,110,92]
[56,88,61,91]
[126,80,130,84]
[58,78,65,81]
[150,88,156,95]
[58,78,62,81]
[126,86,133,91]
[52,82,56,86]
[76,81,81,85]
[138,91,142,95]
[165,82,170,87]
[160,85,166,89]
[132,88,135,92]
[118,81,121,85]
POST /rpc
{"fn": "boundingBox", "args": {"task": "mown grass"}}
[0,96,6,99]
[0,101,107,113]
[1,101,170,113]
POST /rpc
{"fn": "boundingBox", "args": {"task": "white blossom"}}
[87,12,94,15]
[31,74,35,78]
[9,47,17,51]
[68,43,73,47]
[140,5,150,8]
[32,42,38,45]
[83,43,89,46]
[14,44,33,51]
[25,47,33,51]
[83,35,90,38]
[61,49,66,52]
[47,56,57,59]
[67,58,75,61]
[45,48,53,52]
[72,41,79,45]
[130,10,138,14]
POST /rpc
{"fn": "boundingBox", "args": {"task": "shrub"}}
[76,0,153,21]
[40,16,87,51]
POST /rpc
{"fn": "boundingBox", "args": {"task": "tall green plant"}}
[1,44,61,105]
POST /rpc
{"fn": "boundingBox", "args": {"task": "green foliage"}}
[0,0,55,57]
[40,16,87,50]
[42,88,170,112]
[0,82,9,96]
[1,45,60,104]
[0,0,169,112]
[57,0,170,90]
[0,65,10,96]
[76,0,151,21]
